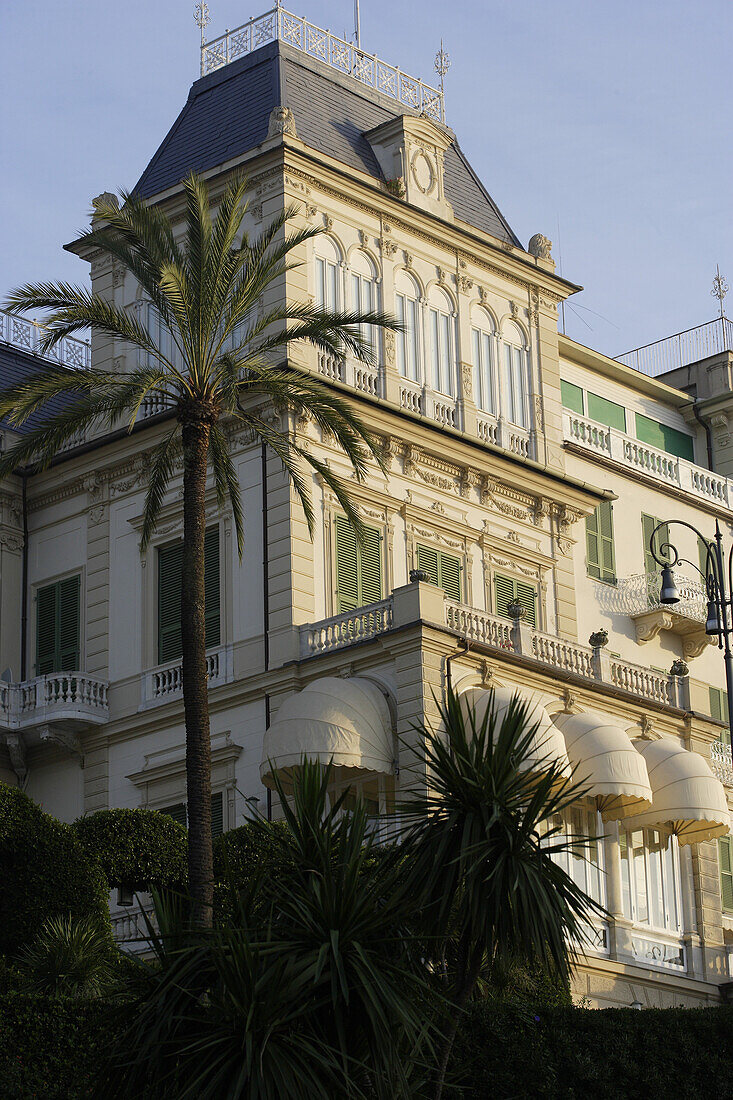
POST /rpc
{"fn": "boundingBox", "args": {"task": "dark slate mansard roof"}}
[0,343,78,436]
[134,40,522,248]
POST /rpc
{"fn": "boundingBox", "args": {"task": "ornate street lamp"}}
[650,519,733,744]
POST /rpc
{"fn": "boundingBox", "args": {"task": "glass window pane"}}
[431,310,440,391]
[472,328,482,408]
[408,298,419,381]
[328,263,337,310]
[503,344,514,423]
[648,830,665,928]
[396,295,406,377]
[441,313,452,395]
[482,333,493,413]
[619,831,633,920]
[632,830,649,924]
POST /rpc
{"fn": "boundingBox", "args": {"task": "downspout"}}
[445,637,470,694]
[20,472,29,681]
[261,441,269,671]
[693,402,714,471]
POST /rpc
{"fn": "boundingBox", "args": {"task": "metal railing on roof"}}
[615,316,733,378]
[0,309,91,370]
[200,6,445,123]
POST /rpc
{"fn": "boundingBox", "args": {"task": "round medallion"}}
[411,149,435,195]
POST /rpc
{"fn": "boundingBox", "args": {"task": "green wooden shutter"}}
[642,514,669,576]
[635,413,695,462]
[586,502,616,583]
[204,527,221,649]
[560,380,584,414]
[719,836,733,913]
[57,576,81,671]
[36,583,58,674]
[417,545,439,586]
[211,792,224,839]
[159,802,187,827]
[586,508,600,580]
[709,688,731,746]
[158,539,184,663]
[335,516,382,612]
[417,545,461,601]
[335,516,359,613]
[587,392,626,432]
[494,574,537,627]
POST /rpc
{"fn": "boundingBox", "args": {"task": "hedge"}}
[73,808,187,891]
[0,786,109,957]
[3,994,732,1099]
[449,1001,733,1098]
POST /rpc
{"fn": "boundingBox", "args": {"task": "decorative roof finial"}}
[434,39,450,98]
[712,264,729,320]
[194,3,211,48]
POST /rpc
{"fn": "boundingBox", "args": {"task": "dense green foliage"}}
[0,786,109,957]
[73,807,187,890]
[18,915,116,997]
[213,819,293,923]
[2,994,732,1100]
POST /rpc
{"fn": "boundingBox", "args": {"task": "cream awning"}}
[260,676,394,790]
[459,685,571,779]
[552,712,652,820]
[622,738,730,845]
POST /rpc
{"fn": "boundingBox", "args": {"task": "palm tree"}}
[398,686,605,1100]
[0,172,398,927]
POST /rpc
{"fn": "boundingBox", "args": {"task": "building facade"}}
[2,9,732,1008]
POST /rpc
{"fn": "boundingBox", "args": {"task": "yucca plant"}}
[18,914,114,998]
[0,172,399,927]
[399,686,606,1100]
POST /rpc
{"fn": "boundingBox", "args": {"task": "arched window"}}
[314,236,340,311]
[471,308,496,414]
[502,320,529,428]
[428,287,455,396]
[350,250,378,354]
[395,271,420,382]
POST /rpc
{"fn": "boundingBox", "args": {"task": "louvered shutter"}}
[438,551,462,602]
[515,580,537,627]
[494,574,515,619]
[335,516,359,613]
[719,836,733,913]
[211,792,224,839]
[204,527,221,649]
[36,584,58,674]
[598,503,616,583]
[642,515,669,576]
[710,687,724,722]
[585,508,601,581]
[159,802,187,827]
[417,545,440,587]
[359,525,382,605]
[158,539,184,663]
[57,575,81,671]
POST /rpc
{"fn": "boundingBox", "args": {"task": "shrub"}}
[213,819,293,923]
[18,915,115,997]
[0,785,109,958]
[73,807,187,891]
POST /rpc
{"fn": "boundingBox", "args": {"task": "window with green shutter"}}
[641,513,670,579]
[334,516,382,613]
[719,836,733,913]
[159,802,187,827]
[586,502,616,583]
[35,575,81,674]
[493,573,537,627]
[698,536,714,578]
[560,380,584,414]
[709,687,731,747]
[635,413,695,462]
[416,544,462,602]
[158,792,225,835]
[587,392,626,432]
[158,526,220,664]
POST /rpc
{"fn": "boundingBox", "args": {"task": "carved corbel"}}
[636,715,660,741]
[39,725,84,766]
[403,445,420,477]
[5,734,28,787]
[459,467,481,499]
[533,496,550,526]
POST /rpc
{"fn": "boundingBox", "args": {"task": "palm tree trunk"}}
[433,940,484,1100]
[181,417,213,928]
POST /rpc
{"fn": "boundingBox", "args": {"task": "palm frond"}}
[140,429,182,551]
[208,422,245,556]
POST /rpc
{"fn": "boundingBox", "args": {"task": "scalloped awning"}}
[552,712,652,820]
[459,685,571,779]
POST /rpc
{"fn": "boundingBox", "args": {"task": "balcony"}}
[563,410,733,510]
[0,673,109,731]
[140,645,233,708]
[614,573,714,660]
[0,308,90,370]
[710,741,733,788]
[298,588,689,711]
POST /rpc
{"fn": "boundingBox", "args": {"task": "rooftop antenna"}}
[194,2,211,75]
[354,0,361,49]
[712,264,729,320]
[434,39,450,99]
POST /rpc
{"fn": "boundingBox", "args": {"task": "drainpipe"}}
[261,441,269,672]
[693,402,714,471]
[445,637,470,694]
[20,472,29,681]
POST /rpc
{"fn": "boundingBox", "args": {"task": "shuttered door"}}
[586,503,616,582]
[494,574,537,627]
[158,527,220,663]
[335,516,382,612]
[417,544,461,601]
[36,576,81,674]
[211,792,224,839]
[719,836,733,913]
[642,514,669,581]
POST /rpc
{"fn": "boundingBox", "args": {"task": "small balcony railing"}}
[141,644,233,707]
[0,673,109,731]
[710,740,733,787]
[0,308,90,370]
[563,410,733,510]
[616,573,706,622]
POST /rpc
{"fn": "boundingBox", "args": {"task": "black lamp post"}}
[650,519,733,746]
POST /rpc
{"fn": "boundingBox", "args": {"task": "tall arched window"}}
[350,250,378,355]
[428,287,455,396]
[395,271,420,382]
[314,236,340,310]
[471,308,496,414]
[501,320,529,428]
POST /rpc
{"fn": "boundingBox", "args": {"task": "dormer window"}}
[395,271,420,383]
[501,320,529,429]
[428,287,455,397]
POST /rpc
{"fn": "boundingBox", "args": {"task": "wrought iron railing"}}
[200,6,445,123]
[0,309,90,370]
[615,572,707,622]
[615,316,733,378]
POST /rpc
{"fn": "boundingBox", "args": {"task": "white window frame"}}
[471,323,496,413]
[502,336,529,428]
[619,826,683,936]
[351,255,378,356]
[395,287,420,383]
[429,295,455,397]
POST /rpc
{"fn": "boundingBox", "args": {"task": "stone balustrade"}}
[141,645,233,707]
[0,672,109,731]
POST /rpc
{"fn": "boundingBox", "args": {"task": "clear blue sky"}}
[2,0,731,357]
